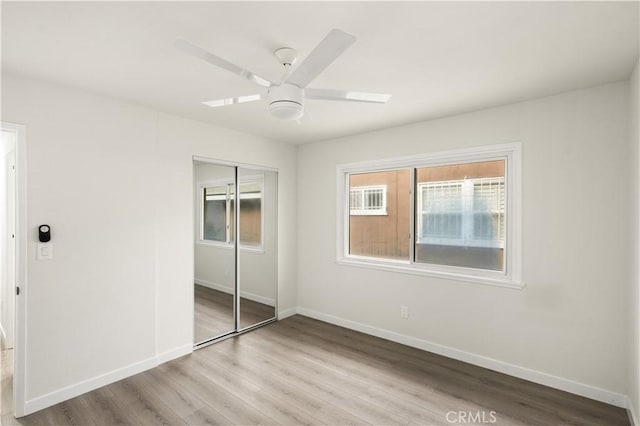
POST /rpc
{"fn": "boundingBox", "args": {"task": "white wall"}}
[193,163,277,305]
[1,72,297,413]
[297,81,631,404]
[629,57,639,424]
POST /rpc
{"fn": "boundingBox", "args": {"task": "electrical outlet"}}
[400,305,409,319]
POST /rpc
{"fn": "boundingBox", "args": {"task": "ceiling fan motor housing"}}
[269,83,304,120]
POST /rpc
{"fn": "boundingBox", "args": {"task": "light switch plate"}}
[37,243,53,260]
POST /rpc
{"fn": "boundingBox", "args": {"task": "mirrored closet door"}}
[238,167,277,330]
[193,162,237,343]
[193,158,277,347]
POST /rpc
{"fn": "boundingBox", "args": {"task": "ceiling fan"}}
[175,29,391,121]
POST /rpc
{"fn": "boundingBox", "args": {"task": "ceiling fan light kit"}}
[268,83,304,120]
[175,28,391,121]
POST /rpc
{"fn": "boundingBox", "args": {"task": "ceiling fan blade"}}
[175,38,272,88]
[202,94,262,108]
[305,88,391,104]
[286,29,356,88]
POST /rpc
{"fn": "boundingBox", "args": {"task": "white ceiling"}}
[2,2,639,144]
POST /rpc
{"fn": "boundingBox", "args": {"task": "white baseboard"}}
[629,397,639,426]
[195,278,231,294]
[195,278,275,307]
[23,342,193,416]
[278,307,297,320]
[23,356,158,415]
[295,307,628,408]
[157,343,192,365]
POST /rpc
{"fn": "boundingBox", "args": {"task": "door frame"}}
[1,122,27,417]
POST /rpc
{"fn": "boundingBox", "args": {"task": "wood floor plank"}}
[136,368,207,418]
[225,335,417,425]
[106,378,188,425]
[254,320,491,415]
[236,326,477,425]
[184,354,324,426]
[157,360,276,425]
[78,386,132,425]
[182,404,236,426]
[197,342,372,425]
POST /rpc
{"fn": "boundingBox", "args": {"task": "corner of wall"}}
[293,143,302,309]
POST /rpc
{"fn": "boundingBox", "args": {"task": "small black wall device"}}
[39,225,51,243]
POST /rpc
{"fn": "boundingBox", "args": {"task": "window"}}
[338,144,522,287]
[350,185,387,215]
[200,177,263,249]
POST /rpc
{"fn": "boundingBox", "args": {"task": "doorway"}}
[193,157,277,347]
[1,129,16,351]
[0,122,25,418]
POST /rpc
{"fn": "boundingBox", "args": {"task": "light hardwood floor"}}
[3,315,630,425]
[194,285,275,343]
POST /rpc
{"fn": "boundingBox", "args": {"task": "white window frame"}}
[197,174,265,253]
[336,143,523,289]
[349,185,388,216]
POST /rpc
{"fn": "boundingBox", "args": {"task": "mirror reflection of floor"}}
[194,284,275,344]
[239,292,276,330]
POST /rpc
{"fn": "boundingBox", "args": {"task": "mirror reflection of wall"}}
[193,160,277,346]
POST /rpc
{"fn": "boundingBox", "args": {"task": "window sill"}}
[196,240,265,254]
[336,256,524,290]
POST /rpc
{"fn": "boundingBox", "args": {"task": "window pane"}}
[203,186,228,242]
[349,170,409,260]
[415,160,505,271]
